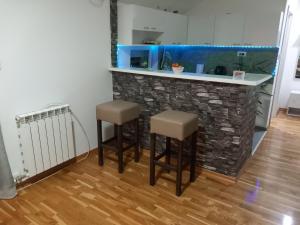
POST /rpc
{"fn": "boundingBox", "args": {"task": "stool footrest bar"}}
[154,151,166,161]
[154,161,177,171]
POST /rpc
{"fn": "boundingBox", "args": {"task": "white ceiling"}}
[118,0,202,14]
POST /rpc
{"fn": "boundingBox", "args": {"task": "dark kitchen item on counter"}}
[214,66,227,75]
[130,50,149,69]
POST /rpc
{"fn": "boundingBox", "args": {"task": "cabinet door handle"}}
[144,26,149,30]
[151,27,156,30]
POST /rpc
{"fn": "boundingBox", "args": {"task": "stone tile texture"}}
[110,0,118,67]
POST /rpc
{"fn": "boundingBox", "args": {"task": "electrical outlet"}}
[237,51,247,57]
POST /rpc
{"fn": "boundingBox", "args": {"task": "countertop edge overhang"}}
[109,67,273,86]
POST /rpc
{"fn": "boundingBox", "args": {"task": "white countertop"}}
[109,68,272,86]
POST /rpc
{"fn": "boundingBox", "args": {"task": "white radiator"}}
[287,91,300,117]
[16,105,75,180]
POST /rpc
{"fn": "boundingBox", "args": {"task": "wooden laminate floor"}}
[1,112,300,225]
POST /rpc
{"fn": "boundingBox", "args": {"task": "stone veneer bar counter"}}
[110,68,272,178]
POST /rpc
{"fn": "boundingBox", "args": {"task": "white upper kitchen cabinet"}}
[187,13,216,45]
[118,3,188,45]
[118,3,134,45]
[243,12,282,46]
[185,0,285,46]
[132,5,165,32]
[213,13,245,45]
[161,13,188,45]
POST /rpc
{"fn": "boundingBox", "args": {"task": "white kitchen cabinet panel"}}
[187,13,215,45]
[214,13,245,45]
[118,3,188,45]
[243,12,281,46]
[161,13,188,45]
[132,5,165,32]
[118,3,134,45]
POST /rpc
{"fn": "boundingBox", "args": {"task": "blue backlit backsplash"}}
[117,45,279,76]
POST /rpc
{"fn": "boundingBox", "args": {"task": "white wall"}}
[186,0,286,45]
[278,0,300,108]
[0,0,112,177]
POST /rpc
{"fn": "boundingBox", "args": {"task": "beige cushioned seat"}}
[96,100,140,125]
[150,110,198,141]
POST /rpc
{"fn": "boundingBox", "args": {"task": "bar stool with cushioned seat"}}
[150,110,198,196]
[96,100,140,173]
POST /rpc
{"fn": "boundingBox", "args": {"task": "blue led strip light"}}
[117,44,279,50]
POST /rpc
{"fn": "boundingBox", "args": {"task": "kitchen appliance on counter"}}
[130,50,150,69]
[214,65,227,75]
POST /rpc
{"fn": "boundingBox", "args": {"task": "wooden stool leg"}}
[114,124,118,139]
[114,124,118,157]
[134,118,140,162]
[176,140,184,196]
[150,133,156,186]
[97,120,104,166]
[165,137,171,173]
[190,132,197,182]
[117,125,124,173]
